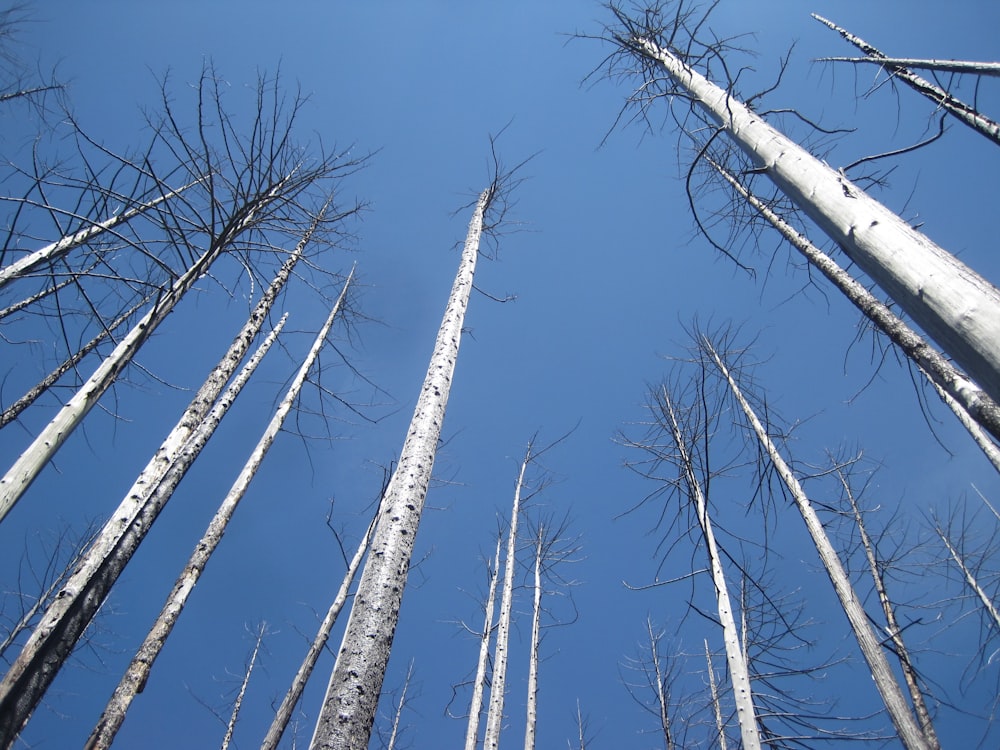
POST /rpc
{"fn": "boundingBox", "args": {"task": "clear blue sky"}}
[2,1,999,747]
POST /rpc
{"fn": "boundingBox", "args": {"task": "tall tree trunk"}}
[704,640,728,750]
[523,527,543,750]
[703,338,932,750]
[707,157,1000,460]
[465,530,503,750]
[384,660,414,750]
[0,208,325,748]
[0,168,296,523]
[86,268,353,750]
[813,15,1000,146]
[933,521,1000,633]
[221,623,267,750]
[309,186,495,750]
[839,471,940,749]
[483,441,533,750]
[815,56,1000,78]
[644,619,675,750]
[622,27,1000,405]
[657,387,761,750]
[0,179,200,291]
[261,488,381,750]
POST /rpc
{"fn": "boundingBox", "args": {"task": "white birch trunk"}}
[708,158,1000,454]
[483,443,531,750]
[523,530,543,750]
[0,179,201,291]
[0,171,293,523]
[813,15,1000,146]
[704,340,932,750]
[309,188,493,750]
[261,488,380,750]
[658,389,761,750]
[0,202,318,746]
[634,36,1000,405]
[464,530,503,750]
[86,268,352,749]
[221,623,266,750]
[385,660,414,750]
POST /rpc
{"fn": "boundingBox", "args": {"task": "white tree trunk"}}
[483,442,532,750]
[708,158,1000,456]
[309,188,493,750]
[0,170,294,523]
[221,623,267,750]
[815,56,1000,78]
[934,523,1000,633]
[86,268,352,750]
[0,179,201,291]
[523,530,543,750]
[704,340,932,750]
[635,36,1000,405]
[658,388,761,750]
[813,15,1000,145]
[465,530,503,750]
[262,488,380,750]
[0,207,320,747]
[704,640,728,750]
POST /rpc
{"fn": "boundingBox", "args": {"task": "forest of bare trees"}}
[1,2,998,748]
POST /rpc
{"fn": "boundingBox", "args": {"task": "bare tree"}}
[85,270,354,749]
[221,623,269,750]
[309,148,523,750]
[700,332,932,750]
[595,2,1000,405]
[620,618,681,750]
[463,528,503,750]
[815,57,1000,78]
[813,14,1000,147]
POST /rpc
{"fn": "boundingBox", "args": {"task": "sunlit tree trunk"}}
[221,623,267,750]
[933,520,1000,634]
[622,26,1000,405]
[815,56,1000,78]
[0,211,329,747]
[262,487,381,750]
[465,530,503,750]
[839,470,940,749]
[656,387,761,750]
[0,179,200,292]
[483,441,531,750]
[309,186,495,750]
[384,660,414,750]
[86,268,353,750]
[703,337,932,750]
[705,640,728,750]
[813,15,1000,146]
[708,157,1000,462]
[523,528,543,750]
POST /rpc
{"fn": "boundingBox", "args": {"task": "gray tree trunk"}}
[631,33,1000,405]
[813,15,1000,146]
[309,187,494,750]
[86,267,352,750]
[0,210,322,748]
[703,338,932,750]
[483,442,532,750]
[464,530,503,750]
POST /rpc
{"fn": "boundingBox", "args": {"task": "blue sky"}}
[2,1,1000,747]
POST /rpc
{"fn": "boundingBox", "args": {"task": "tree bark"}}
[523,529,543,750]
[464,530,503,750]
[309,187,493,750]
[630,33,1000,406]
[703,338,932,750]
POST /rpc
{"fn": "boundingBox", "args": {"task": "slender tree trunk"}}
[934,523,1000,633]
[0,170,295,523]
[813,15,1000,146]
[703,339,932,750]
[261,488,381,750]
[645,618,674,750]
[840,472,940,749]
[484,442,532,750]
[0,294,152,430]
[86,268,352,749]
[465,530,503,750]
[658,388,761,750]
[704,640,728,750]
[523,528,543,750]
[815,56,1000,78]
[0,179,200,291]
[629,32,1000,405]
[221,623,267,750]
[0,207,324,748]
[707,157,1000,457]
[309,187,494,750]
[385,660,414,750]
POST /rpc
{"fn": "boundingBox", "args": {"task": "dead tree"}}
[596,2,1000,405]
[813,14,1000,147]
